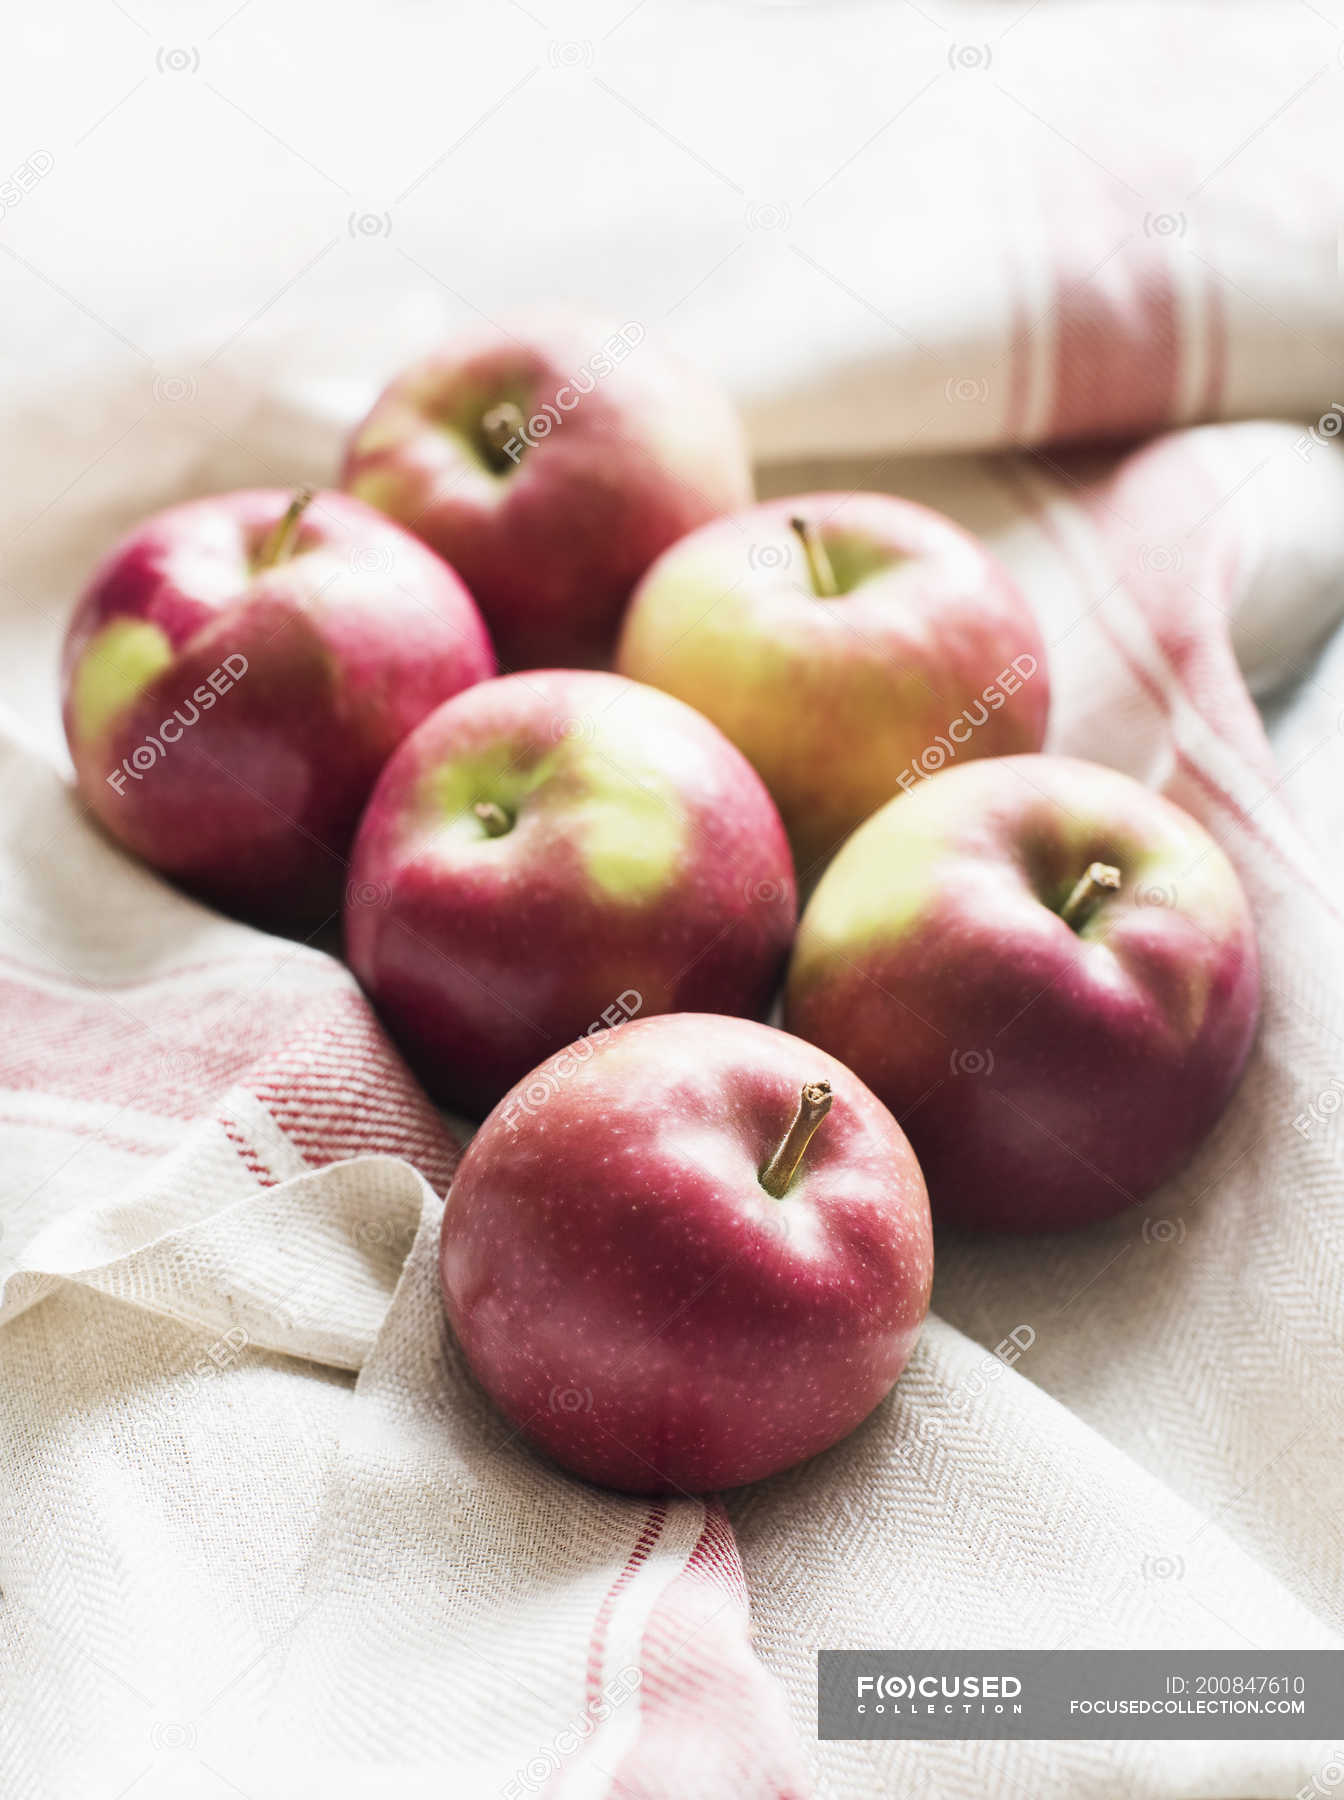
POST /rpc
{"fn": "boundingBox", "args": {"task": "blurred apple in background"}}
[440,1012,933,1493]
[617,492,1049,876]
[341,309,753,670]
[62,489,494,929]
[786,755,1260,1233]
[345,670,795,1117]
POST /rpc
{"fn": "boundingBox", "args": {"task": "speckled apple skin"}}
[341,311,753,671]
[440,1012,933,1494]
[345,671,796,1118]
[62,490,495,929]
[787,755,1261,1233]
[616,491,1049,875]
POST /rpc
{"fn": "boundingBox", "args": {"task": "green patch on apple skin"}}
[800,805,946,958]
[419,743,561,845]
[69,618,173,745]
[403,372,535,480]
[419,733,687,904]
[571,781,686,904]
[345,464,410,519]
[347,399,421,461]
[621,568,794,739]
[816,528,908,595]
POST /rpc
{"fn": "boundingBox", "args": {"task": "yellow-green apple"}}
[440,1011,933,1493]
[340,310,753,670]
[62,489,494,929]
[616,492,1049,874]
[786,755,1260,1233]
[344,671,795,1117]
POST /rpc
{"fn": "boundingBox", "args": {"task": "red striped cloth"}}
[3,9,1344,1795]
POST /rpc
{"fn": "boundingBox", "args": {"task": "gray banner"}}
[818,1651,1344,1740]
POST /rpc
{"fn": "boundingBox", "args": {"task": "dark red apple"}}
[341,309,753,670]
[786,754,1261,1232]
[440,1012,933,1493]
[62,488,494,928]
[345,671,795,1117]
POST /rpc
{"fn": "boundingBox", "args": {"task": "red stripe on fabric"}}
[0,1108,167,1161]
[603,1504,806,1800]
[680,1501,747,1603]
[219,1115,278,1189]
[0,978,346,1121]
[1090,606,1344,932]
[1196,260,1229,419]
[994,449,1344,930]
[0,956,460,1193]
[1049,242,1182,442]
[242,990,462,1191]
[0,945,328,993]
[1002,234,1035,447]
[1074,464,1270,776]
[584,1507,666,1707]
[583,1505,667,1717]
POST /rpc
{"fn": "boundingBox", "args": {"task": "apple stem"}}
[790,516,839,599]
[473,799,513,838]
[1060,861,1122,929]
[480,402,526,472]
[760,1080,834,1198]
[257,487,314,570]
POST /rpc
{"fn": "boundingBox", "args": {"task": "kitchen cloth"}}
[2,4,1343,1795]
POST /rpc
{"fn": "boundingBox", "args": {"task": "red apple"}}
[62,488,494,928]
[616,492,1049,874]
[786,755,1261,1233]
[341,310,753,670]
[345,670,795,1117]
[440,1011,933,1493]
